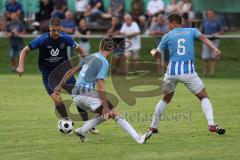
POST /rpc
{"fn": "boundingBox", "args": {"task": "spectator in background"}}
[149,15,168,75]
[147,0,164,17]
[75,0,89,23]
[53,0,67,13]
[86,0,111,22]
[51,10,65,20]
[76,19,91,53]
[6,13,25,72]
[149,15,158,30]
[51,0,66,20]
[1,0,23,32]
[61,11,76,58]
[89,0,104,12]
[131,0,144,22]
[61,11,76,34]
[149,15,168,43]
[178,0,192,20]
[34,0,54,33]
[166,0,179,15]
[138,15,148,34]
[107,16,124,74]
[120,14,141,74]
[108,0,125,19]
[201,9,224,76]
[61,11,76,35]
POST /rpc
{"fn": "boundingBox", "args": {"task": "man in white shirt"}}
[120,14,141,74]
[75,0,89,22]
[147,0,165,17]
[75,0,88,12]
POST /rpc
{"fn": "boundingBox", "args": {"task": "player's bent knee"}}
[50,94,62,104]
[163,92,174,103]
[54,99,62,105]
[196,88,208,100]
[110,110,120,119]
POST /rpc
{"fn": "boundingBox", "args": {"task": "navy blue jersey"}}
[28,32,79,73]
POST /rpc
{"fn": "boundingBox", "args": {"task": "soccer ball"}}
[57,119,74,134]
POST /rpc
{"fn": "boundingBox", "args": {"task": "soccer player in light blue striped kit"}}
[54,37,152,143]
[149,14,225,135]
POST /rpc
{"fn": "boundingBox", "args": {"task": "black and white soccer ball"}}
[57,119,74,134]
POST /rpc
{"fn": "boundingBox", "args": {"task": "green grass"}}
[0,38,240,160]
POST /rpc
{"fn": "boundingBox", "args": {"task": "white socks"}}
[150,100,168,129]
[80,115,142,143]
[81,116,104,133]
[150,98,215,128]
[201,98,215,125]
[115,116,141,142]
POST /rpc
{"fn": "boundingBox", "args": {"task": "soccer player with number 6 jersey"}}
[149,14,225,135]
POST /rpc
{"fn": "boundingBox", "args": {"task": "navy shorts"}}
[42,74,76,95]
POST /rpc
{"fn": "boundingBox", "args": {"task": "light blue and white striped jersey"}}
[157,28,202,75]
[75,52,109,90]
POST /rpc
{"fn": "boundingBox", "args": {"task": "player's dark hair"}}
[99,37,116,51]
[168,14,182,25]
[49,17,61,26]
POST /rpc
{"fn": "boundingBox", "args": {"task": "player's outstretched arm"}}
[97,79,111,120]
[150,48,161,58]
[54,64,81,95]
[75,45,89,58]
[17,46,31,76]
[198,34,221,60]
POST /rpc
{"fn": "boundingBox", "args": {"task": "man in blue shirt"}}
[6,12,25,72]
[86,0,111,21]
[61,11,76,58]
[16,17,99,134]
[202,9,224,76]
[1,0,23,31]
[54,37,152,143]
[149,14,225,135]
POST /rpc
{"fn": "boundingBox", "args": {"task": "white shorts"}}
[202,39,220,60]
[163,73,204,94]
[73,91,101,112]
[125,50,139,59]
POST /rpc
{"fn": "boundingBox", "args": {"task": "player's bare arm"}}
[97,79,111,120]
[75,45,89,58]
[150,48,161,58]
[198,34,221,60]
[54,64,81,94]
[16,46,31,76]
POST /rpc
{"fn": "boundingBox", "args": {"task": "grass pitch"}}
[0,38,240,160]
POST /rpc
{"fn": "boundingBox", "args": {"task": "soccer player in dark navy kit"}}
[17,17,99,133]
